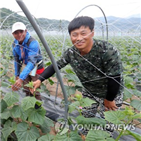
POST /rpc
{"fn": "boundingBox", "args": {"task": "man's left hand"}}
[104,99,118,111]
[12,78,23,91]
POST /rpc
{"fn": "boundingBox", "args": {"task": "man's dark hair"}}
[68,16,95,35]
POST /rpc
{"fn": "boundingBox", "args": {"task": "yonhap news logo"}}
[55,122,136,133]
[71,123,136,131]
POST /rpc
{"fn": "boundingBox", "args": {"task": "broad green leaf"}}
[20,109,28,121]
[21,96,37,111]
[3,92,19,107]
[15,122,40,141]
[131,113,141,120]
[11,105,21,118]
[86,130,115,141]
[64,73,79,82]
[64,85,76,96]
[76,115,106,126]
[104,111,126,124]
[40,116,54,134]
[123,89,132,100]
[38,134,54,141]
[1,99,7,113]
[132,89,141,97]
[2,120,17,140]
[1,109,11,119]
[1,81,9,87]
[69,101,80,113]
[11,105,28,120]
[124,76,135,89]
[28,107,46,125]
[80,97,96,107]
[54,131,82,141]
[130,99,141,111]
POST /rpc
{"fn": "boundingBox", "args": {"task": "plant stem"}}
[115,130,124,141]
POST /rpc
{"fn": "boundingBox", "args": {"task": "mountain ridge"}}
[0,8,140,33]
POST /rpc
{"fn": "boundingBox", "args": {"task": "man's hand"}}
[16,76,19,80]
[30,79,41,94]
[104,99,118,111]
[12,78,23,91]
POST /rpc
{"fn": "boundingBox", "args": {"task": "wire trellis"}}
[0,1,141,122]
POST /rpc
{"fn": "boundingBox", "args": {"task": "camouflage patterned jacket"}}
[57,39,123,98]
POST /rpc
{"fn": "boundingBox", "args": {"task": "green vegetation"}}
[1,35,141,140]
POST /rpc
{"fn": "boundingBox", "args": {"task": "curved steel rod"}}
[75,4,108,41]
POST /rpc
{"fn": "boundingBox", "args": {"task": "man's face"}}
[12,30,27,43]
[70,26,94,51]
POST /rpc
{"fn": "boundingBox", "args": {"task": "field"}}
[0,34,141,141]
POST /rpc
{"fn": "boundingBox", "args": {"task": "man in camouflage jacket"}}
[32,16,124,117]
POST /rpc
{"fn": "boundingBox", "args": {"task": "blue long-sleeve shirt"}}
[12,32,43,80]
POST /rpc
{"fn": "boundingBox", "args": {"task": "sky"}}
[0,0,141,21]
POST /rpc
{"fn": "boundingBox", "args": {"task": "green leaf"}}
[45,61,52,66]
[1,99,8,113]
[131,113,141,120]
[48,78,54,85]
[76,115,106,126]
[8,76,16,85]
[54,131,82,141]
[1,109,11,120]
[38,134,54,141]
[80,97,96,107]
[124,76,135,89]
[20,109,28,121]
[11,105,28,120]
[65,68,75,74]
[21,96,37,111]
[130,99,141,111]
[2,120,17,140]
[64,73,82,87]
[15,122,40,141]
[86,130,115,141]
[125,130,141,141]
[1,81,9,87]
[28,107,46,125]
[123,89,132,100]
[12,105,28,121]
[24,81,33,88]
[124,106,134,116]
[40,83,48,91]
[36,88,44,93]
[64,85,76,96]
[3,92,19,107]
[104,111,126,124]
[11,105,21,118]
[69,101,80,113]
[40,116,54,134]
[132,89,141,97]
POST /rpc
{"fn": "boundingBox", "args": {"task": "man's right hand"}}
[30,79,41,94]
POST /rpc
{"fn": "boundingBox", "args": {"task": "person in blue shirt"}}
[11,22,44,105]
